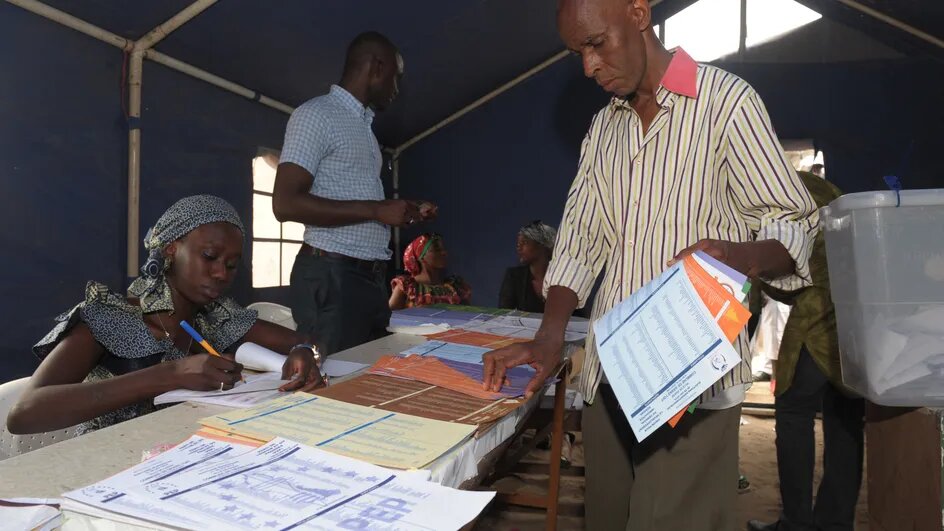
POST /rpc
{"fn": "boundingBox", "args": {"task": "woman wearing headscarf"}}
[389,233,471,310]
[7,195,324,435]
[498,221,558,313]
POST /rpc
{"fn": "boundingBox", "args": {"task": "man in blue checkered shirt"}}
[273,32,436,355]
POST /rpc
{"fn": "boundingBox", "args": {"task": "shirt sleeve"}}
[545,117,614,307]
[278,103,331,179]
[724,88,819,291]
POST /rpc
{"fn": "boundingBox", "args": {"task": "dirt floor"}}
[475,384,870,530]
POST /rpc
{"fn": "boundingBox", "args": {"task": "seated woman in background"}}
[389,233,471,310]
[498,220,557,313]
[7,195,324,436]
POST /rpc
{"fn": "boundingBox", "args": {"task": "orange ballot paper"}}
[592,253,751,441]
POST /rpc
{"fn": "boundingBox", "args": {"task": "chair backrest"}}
[247,302,297,331]
[0,377,79,461]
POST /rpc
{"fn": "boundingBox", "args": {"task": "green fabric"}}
[752,172,850,396]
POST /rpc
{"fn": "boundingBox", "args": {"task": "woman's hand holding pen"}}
[167,354,244,391]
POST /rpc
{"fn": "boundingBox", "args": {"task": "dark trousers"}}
[289,253,391,356]
[775,348,864,531]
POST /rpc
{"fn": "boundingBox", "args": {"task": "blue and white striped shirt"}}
[280,85,391,260]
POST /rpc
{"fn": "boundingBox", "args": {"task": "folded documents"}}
[594,255,751,441]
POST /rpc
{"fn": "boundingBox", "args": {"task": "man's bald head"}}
[557,0,656,97]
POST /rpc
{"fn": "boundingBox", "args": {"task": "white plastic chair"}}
[0,377,79,461]
[247,302,297,331]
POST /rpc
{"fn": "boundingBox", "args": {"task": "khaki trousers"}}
[583,384,741,531]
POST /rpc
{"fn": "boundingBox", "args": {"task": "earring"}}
[163,257,173,272]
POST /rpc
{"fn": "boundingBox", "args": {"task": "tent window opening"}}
[251,149,303,288]
[661,0,821,61]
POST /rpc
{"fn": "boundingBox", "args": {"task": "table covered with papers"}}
[0,332,553,529]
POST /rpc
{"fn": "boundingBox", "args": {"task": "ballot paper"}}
[863,306,944,398]
[234,342,286,372]
[692,251,751,302]
[63,436,494,531]
[235,342,368,378]
[399,340,492,365]
[368,355,535,400]
[390,305,590,341]
[0,499,61,531]
[154,372,287,407]
[200,393,476,469]
[593,255,749,441]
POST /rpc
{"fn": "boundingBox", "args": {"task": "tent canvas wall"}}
[1,0,941,383]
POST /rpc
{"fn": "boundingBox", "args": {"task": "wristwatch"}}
[291,343,329,387]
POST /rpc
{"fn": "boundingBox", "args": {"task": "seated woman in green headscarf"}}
[7,195,324,435]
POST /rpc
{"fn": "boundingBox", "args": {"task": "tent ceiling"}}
[28,0,943,147]
[796,0,944,62]
[854,0,943,43]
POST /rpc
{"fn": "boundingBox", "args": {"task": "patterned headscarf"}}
[403,233,441,276]
[128,195,245,313]
[519,220,557,251]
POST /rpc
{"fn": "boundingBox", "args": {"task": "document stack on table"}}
[61,434,494,530]
[198,393,477,470]
[389,304,589,342]
[593,251,752,441]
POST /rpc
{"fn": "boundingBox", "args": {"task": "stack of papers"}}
[390,305,590,341]
[0,499,60,531]
[427,328,530,349]
[594,252,752,441]
[199,393,476,470]
[864,306,944,398]
[368,355,534,400]
[399,340,492,365]
[62,435,494,531]
[313,373,523,435]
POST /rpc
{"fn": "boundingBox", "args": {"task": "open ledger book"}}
[594,251,752,441]
[153,343,369,407]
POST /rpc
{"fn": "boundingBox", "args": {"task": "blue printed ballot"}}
[62,435,495,531]
[593,255,748,441]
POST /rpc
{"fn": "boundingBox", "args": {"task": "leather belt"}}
[299,243,386,273]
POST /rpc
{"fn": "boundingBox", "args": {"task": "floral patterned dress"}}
[391,275,472,308]
[33,282,257,435]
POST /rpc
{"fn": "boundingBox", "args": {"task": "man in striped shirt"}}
[482,0,818,529]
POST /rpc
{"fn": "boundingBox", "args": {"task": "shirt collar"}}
[610,47,699,111]
[330,85,375,123]
[660,47,698,98]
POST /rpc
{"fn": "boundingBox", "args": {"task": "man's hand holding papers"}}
[669,238,797,280]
